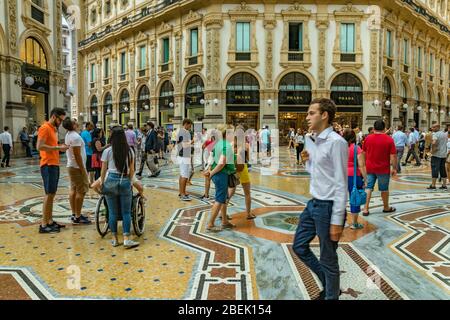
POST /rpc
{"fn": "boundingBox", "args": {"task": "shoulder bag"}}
[350,145,367,207]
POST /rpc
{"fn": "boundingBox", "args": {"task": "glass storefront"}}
[226,73,260,130]
[278,72,311,144]
[159,80,174,129]
[90,96,98,125]
[331,73,363,129]
[185,75,204,121]
[382,77,392,129]
[103,92,113,136]
[119,89,130,126]
[226,111,259,130]
[137,85,150,129]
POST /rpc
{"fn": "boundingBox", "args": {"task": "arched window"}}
[159,81,174,108]
[226,72,260,105]
[382,77,392,98]
[401,83,408,100]
[20,37,47,69]
[90,96,98,124]
[278,72,312,106]
[137,85,150,111]
[185,75,205,107]
[119,89,130,104]
[103,92,112,113]
[330,73,363,105]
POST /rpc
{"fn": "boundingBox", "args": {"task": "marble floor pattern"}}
[0,150,449,300]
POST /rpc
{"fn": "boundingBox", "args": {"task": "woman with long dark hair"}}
[92,128,108,180]
[100,126,139,248]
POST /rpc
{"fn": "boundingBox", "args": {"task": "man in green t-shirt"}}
[203,126,236,232]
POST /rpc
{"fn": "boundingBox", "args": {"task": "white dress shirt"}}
[305,127,348,226]
[0,132,13,147]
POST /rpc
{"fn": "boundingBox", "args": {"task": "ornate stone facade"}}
[76,0,450,131]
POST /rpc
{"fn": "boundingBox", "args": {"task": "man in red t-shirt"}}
[362,119,398,216]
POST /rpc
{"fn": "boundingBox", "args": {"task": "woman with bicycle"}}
[100,126,139,249]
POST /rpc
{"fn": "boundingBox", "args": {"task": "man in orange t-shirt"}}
[36,107,69,234]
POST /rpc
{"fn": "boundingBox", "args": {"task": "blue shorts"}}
[211,171,228,204]
[366,173,390,192]
[348,176,364,214]
[40,165,60,195]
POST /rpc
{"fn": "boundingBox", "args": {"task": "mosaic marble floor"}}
[0,150,449,300]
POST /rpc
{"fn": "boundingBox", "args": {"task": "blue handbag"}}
[350,144,367,207]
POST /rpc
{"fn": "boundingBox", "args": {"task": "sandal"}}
[382,207,396,213]
[246,214,256,220]
[206,226,222,233]
[221,222,236,229]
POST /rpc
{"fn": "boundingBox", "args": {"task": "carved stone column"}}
[203,15,224,128]
[315,19,329,97]
[129,46,136,122]
[263,19,277,129]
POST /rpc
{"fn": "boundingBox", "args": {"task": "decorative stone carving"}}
[56,0,63,70]
[370,31,379,90]
[233,1,255,12]
[264,21,275,89]
[158,22,173,34]
[8,0,18,54]
[184,10,203,26]
[337,2,363,13]
[316,20,329,89]
[284,2,308,13]
[136,31,147,42]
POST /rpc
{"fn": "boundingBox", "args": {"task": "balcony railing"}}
[418,71,422,78]
[120,74,126,81]
[235,52,251,61]
[104,78,109,85]
[429,75,434,82]
[340,53,356,62]
[79,0,182,47]
[440,79,443,86]
[288,52,304,61]
[188,56,198,65]
[161,63,169,72]
[403,65,409,73]
[138,69,146,77]
[90,82,95,89]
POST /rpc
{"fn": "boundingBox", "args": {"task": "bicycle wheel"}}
[132,195,146,237]
[95,195,109,237]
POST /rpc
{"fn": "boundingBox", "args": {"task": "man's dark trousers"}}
[293,199,340,300]
[1,144,11,166]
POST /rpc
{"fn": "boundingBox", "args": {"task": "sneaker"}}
[200,195,210,200]
[180,195,192,201]
[439,185,448,190]
[39,224,60,234]
[111,239,120,247]
[350,223,364,230]
[427,185,437,190]
[49,221,66,229]
[151,170,161,178]
[72,215,91,224]
[124,239,139,249]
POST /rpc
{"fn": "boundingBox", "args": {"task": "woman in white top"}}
[100,126,139,249]
[294,129,305,165]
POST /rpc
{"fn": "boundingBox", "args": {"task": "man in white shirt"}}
[293,98,348,300]
[62,118,91,224]
[403,127,421,166]
[0,126,13,168]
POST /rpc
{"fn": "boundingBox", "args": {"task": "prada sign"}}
[226,91,259,105]
[331,91,363,106]
[279,91,312,106]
